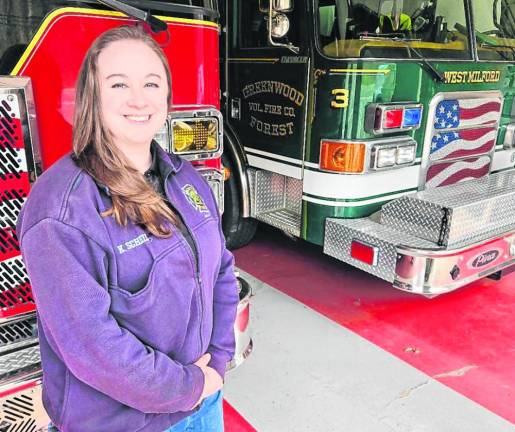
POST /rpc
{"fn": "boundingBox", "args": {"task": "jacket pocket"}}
[107,243,198,358]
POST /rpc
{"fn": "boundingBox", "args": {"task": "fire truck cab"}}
[219,0,515,296]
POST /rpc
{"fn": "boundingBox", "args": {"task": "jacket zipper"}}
[164,180,204,354]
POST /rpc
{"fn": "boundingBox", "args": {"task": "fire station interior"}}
[1,0,515,431]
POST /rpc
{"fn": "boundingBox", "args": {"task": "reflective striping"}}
[228,58,280,63]
[247,154,302,179]
[303,161,319,168]
[329,68,391,74]
[12,7,218,75]
[302,189,416,207]
[303,165,419,199]
[243,147,303,166]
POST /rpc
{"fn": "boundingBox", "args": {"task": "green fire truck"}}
[219,0,515,295]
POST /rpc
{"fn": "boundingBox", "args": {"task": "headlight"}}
[371,139,417,170]
[396,145,416,164]
[172,118,219,153]
[376,147,396,168]
[154,108,223,161]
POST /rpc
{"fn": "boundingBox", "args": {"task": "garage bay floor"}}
[222,226,515,432]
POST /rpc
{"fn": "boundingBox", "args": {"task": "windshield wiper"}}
[361,35,445,82]
[96,0,167,33]
[406,43,445,83]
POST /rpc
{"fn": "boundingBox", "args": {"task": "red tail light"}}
[236,303,250,332]
[350,240,378,266]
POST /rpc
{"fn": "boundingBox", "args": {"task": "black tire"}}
[222,154,257,250]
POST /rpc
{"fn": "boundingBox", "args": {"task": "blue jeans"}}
[164,391,224,432]
[48,391,223,432]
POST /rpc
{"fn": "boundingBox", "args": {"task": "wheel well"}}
[223,124,252,218]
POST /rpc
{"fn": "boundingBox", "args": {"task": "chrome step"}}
[382,170,515,248]
[256,209,301,237]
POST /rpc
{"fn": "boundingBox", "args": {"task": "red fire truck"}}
[0,1,251,430]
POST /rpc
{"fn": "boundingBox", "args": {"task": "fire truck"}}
[219,0,515,296]
[0,1,251,430]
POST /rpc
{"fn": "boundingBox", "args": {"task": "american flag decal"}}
[426,156,491,188]
[430,127,496,161]
[434,98,501,130]
[425,94,503,189]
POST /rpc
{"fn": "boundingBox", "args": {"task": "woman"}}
[17,25,238,432]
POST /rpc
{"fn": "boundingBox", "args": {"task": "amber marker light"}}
[320,140,366,173]
[223,165,231,181]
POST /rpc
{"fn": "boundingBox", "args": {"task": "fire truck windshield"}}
[318,0,471,60]
[472,0,515,61]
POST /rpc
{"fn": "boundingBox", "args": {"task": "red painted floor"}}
[234,226,515,425]
[223,400,256,432]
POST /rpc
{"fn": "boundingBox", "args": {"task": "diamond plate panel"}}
[257,209,301,237]
[254,169,288,214]
[0,346,40,382]
[382,170,515,247]
[248,168,257,217]
[250,168,302,233]
[285,176,302,213]
[324,218,436,282]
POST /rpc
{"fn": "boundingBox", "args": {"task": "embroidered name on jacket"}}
[117,233,151,254]
[182,184,210,215]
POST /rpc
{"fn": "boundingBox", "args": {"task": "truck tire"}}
[222,154,257,250]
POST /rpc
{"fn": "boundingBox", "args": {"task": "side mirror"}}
[259,0,294,13]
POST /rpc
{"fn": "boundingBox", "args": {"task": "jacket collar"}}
[153,140,183,179]
[92,141,183,197]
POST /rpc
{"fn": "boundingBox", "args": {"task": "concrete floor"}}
[224,270,515,432]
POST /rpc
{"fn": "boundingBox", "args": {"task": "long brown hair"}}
[73,25,178,237]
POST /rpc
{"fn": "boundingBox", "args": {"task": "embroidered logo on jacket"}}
[182,184,210,215]
[116,233,151,254]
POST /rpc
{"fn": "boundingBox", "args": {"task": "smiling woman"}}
[16,25,238,432]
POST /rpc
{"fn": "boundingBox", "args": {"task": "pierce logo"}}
[470,249,500,268]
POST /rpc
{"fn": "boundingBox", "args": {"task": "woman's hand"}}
[191,353,223,409]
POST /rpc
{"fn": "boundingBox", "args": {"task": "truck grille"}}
[0,378,49,432]
[0,90,35,321]
[424,92,502,189]
[0,315,37,354]
[0,257,34,320]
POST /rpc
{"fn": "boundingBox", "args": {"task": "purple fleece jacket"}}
[16,146,238,432]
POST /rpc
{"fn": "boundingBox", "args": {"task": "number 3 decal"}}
[331,89,349,108]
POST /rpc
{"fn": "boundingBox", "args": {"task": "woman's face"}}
[97,39,169,151]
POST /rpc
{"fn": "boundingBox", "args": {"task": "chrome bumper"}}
[324,170,515,296]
